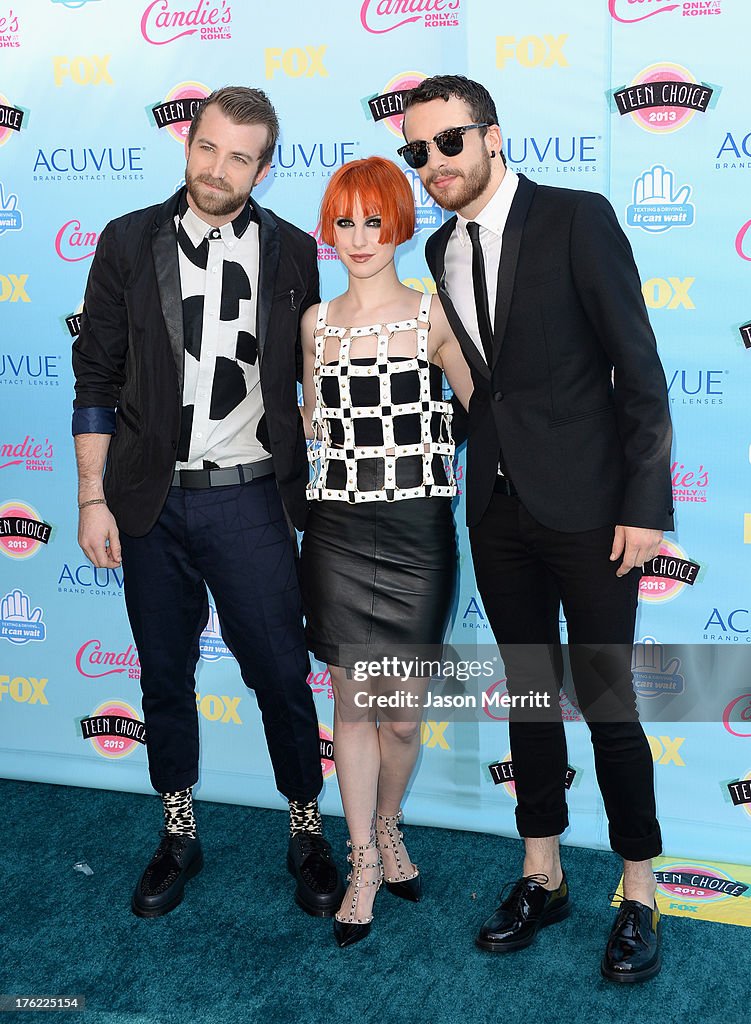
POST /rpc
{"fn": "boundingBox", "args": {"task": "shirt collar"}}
[177,188,255,250]
[455,168,519,246]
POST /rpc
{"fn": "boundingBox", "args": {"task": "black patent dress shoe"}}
[131,831,203,918]
[287,832,344,917]
[476,872,571,951]
[601,898,662,983]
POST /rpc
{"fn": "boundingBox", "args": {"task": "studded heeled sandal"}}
[332,839,383,948]
[376,810,422,903]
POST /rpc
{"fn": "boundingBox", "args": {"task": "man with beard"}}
[400,76,673,982]
[72,87,343,921]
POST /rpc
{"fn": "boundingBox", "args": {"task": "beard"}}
[185,169,252,218]
[424,150,493,212]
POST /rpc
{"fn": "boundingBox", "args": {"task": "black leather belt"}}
[172,459,275,489]
[494,474,517,496]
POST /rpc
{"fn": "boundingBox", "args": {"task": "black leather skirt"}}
[300,497,457,667]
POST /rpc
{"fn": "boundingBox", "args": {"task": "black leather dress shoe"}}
[476,873,571,951]
[601,899,661,983]
[131,831,203,918]
[287,832,344,917]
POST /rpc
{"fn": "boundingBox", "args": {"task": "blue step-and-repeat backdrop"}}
[1,1,750,873]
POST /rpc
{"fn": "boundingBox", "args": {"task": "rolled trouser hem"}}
[150,768,199,795]
[515,808,569,838]
[609,824,662,862]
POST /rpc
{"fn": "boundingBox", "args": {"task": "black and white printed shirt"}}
[174,191,267,469]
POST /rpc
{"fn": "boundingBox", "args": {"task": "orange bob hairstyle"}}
[319,156,415,247]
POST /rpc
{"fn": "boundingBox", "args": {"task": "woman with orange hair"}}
[299,156,472,947]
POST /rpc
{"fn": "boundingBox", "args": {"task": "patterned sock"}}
[160,788,197,838]
[289,797,323,837]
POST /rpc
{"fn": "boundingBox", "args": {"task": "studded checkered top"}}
[306,292,456,503]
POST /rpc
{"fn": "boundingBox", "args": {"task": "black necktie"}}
[466,221,494,367]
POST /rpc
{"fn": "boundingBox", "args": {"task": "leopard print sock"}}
[289,797,322,837]
[161,788,197,838]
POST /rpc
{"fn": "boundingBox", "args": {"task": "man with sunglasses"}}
[401,76,673,983]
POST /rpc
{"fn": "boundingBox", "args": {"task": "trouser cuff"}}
[515,807,569,838]
[609,823,662,862]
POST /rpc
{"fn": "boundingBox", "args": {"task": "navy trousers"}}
[119,476,323,801]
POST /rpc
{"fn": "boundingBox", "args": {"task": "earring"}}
[490,150,496,158]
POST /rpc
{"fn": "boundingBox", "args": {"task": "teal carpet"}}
[1,779,746,1024]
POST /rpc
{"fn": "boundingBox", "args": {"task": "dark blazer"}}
[73,189,318,536]
[427,174,674,533]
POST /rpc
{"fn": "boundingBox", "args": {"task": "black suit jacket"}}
[427,174,674,533]
[73,189,318,536]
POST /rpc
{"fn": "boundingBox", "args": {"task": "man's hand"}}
[610,525,663,578]
[78,504,122,568]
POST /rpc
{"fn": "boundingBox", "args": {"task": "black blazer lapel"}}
[491,173,536,367]
[427,217,490,381]
[152,194,185,391]
[254,201,280,363]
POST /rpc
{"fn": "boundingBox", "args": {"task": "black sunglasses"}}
[397,123,490,169]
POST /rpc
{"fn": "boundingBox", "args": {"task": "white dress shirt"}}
[174,201,266,470]
[443,168,519,363]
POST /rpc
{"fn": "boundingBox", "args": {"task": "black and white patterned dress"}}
[300,292,459,667]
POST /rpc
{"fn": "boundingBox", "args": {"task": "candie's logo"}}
[150,82,210,143]
[736,220,751,263]
[310,220,340,263]
[0,501,53,560]
[307,663,333,699]
[655,863,748,903]
[81,700,146,760]
[75,639,141,679]
[55,219,100,262]
[319,722,335,778]
[724,694,751,738]
[0,9,20,48]
[609,1,721,23]
[639,540,700,604]
[0,93,26,146]
[671,460,709,503]
[360,0,460,34]
[140,0,231,45]
[0,436,54,472]
[365,71,426,138]
[612,64,717,134]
